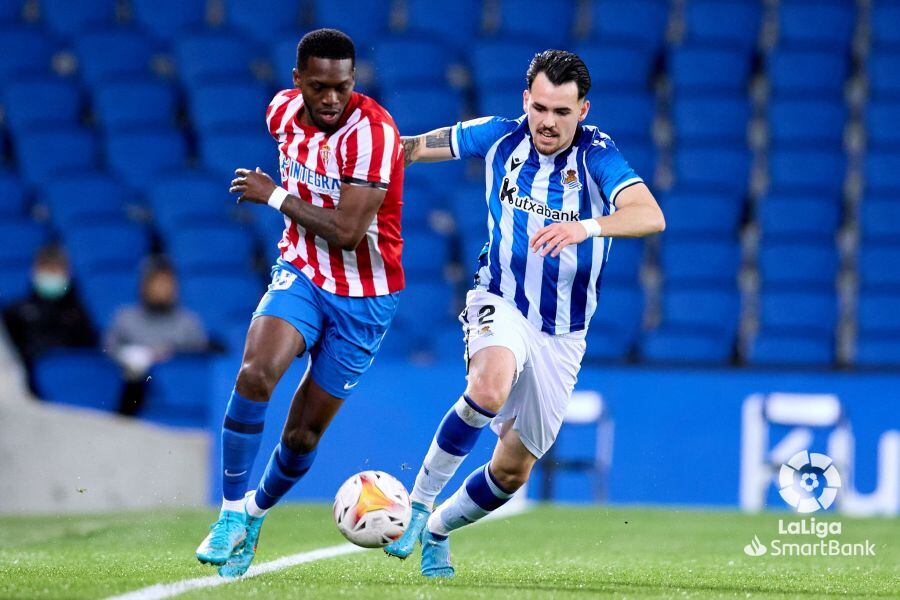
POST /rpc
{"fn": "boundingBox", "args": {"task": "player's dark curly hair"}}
[526,50,591,99]
[296,28,356,71]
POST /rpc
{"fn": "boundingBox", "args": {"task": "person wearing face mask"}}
[2,244,97,392]
[105,257,208,414]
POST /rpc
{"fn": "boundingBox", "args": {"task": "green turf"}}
[0,504,897,599]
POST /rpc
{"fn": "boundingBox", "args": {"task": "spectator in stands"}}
[2,244,97,392]
[106,257,208,414]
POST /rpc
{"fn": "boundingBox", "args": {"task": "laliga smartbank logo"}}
[743,451,876,558]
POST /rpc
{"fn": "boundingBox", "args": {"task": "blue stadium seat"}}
[199,131,277,181]
[496,0,575,47]
[175,32,258,86]
[641,328,735,364]
[758,242,838,288]
[866,101,900,149]
[573,43,655,90]
[768,49,849,98]
[871,2,900,49]
[14,128,99,186]
[591,0,669,51]
[584,284,643,361]
[476,83,526,118]
[857,292,900,336]
[222,0,301,45]
[384,87,463,137]
[641,287,739,363]
[40,0,117,37]
[389,280,455,350]
[858,244,900,290]
[868,52,900,99]
[168,224,256,273]
[148,171,230,232]
[855,335,900,367]
[188,81,269,132]
[458,228,488,273]
[2,79,81,134]
[105,129,188,188]
[860,197,900,242]
[0,264,30,307]
[620,142,656,183]
[402,178,442,227]
[769,99,847,146]
[180,272,262,338]
[757,194,840,241]
[602,238,644,284]
[142,355,213,427]
[33,350,123,412]
[79,269,140,330]
[0,171,28,217]
[659,238,741,285]
[373,38,453,90]
[470,39,542,90]
[269,34,302,89]
[672,96,749,144]
[768,149,845,194]
[0,27,54,79]
[0,1,24,22]
[449,181,487,229]
[131,0,207,43]
[749,332,834,366]
[758,289,837,334]
[683,0,762,51]
[312,0,390,47]
[93,80,177,129]
[405,0,483,50]
[777,0,855,50]
[44,174,130,228]
[592,92,655,141]
[660,190,743,236]
[402,231,450,279]
[668,46,751,94]
[0,220,48,267]
[673,146,750,193]
[74,29,156,85]
[254,213,288,258]
[864,151,900,192]
[63,223,149,274]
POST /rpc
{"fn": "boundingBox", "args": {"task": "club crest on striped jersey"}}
[319,143,332,164]
[561,168,582,190]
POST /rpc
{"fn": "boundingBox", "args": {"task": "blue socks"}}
[428,463,514,536]
[221,390,268,506]
[252,443,317,512]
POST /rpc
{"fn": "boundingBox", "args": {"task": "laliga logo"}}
[778,451,842,513]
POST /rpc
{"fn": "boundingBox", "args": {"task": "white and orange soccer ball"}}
[332,470,412,548]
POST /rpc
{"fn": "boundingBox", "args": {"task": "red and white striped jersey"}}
[265,89,404,297]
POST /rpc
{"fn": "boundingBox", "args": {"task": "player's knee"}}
[465,377,510,414]
[489,462,530,492]
[235,362,278,402]
[282,426,322,455]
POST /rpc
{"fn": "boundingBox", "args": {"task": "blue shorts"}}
[252,259,401,399]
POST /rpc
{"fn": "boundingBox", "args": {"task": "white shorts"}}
[460,289,586,459]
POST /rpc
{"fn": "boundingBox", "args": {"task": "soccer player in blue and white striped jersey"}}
[384,50,665,576]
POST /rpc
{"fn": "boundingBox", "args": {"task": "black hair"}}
[296,28,356,71]
[35,243,67,265]
[526,49,591,99]
[140,255,175,281]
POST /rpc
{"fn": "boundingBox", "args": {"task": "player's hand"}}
[230,167,278,204]
[530,222,589,258]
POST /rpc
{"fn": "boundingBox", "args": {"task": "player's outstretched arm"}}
[230,168,385,251]
[530,183,665,257]
[401,127,455,167]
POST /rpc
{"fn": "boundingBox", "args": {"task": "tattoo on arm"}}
[424,127,451,149]
[401,136,420,167]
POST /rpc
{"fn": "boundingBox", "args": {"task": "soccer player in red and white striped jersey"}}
[195,29,405,576]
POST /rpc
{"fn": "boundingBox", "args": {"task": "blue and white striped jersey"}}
[451,115,643,335]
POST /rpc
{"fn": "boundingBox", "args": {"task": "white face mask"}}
[33,271,70,300]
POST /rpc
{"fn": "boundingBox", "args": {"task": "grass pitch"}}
[0,504,897,599]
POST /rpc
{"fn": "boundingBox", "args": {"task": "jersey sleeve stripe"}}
[350,120,373,182]
[365,120,386,183]
[377,122,396,184]
[609,177,643,207]
[450,123,461,159]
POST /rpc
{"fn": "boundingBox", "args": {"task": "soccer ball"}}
[333,470,411,548]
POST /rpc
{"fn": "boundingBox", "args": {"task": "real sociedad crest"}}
[561,168,582,190]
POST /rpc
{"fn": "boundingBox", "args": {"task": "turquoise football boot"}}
[195,509,247,566]
[219,511,266,578]
[420,529,455,578]
[384,501,430,560]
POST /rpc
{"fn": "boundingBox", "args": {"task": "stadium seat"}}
[590,0,670,51]
[768,99,847,146]
[131,0,207,43]
[871,2,900,49]
[660,190,743,236]
[402,231,450,279]
[757,289,837,334]
[860,197,900,242]
[602,238,644,284]
[222,0,302,45]
[174,32,259,86]
[748,332,834,366]
[388,280,455,353]
[0,171,28,217]
[0,220,49,267]
[384,87,463,139]
[659,238,741,286]
[573,43,655,91]
[776,0,855,50]
[768,149,845,194]
[668,46,752,94]
[866,101,900,149]
[591,92,655,141]
[640,328,735,364]
[0,27,55,79]
[74,29,157,85]
[312,0,390,47]
[2,79,81,134]
[142,355,213,427]
[673,146,750,194]
[148,171,231,232]
[402,178,443,228]
[180,272,263,338]
[767,49,848,98]
[864,151,900,192]
[658,286,740,334]
[33,350,123,413]
[63,223,150,274]
[758,242,839,289]
[620,142,656,183]
[672,96,749,144]
[682,0,762,51]
[167,224,256,273]
[79,269,140,331]
[43,174,130,228]
[105,129,188,188]
[857,292,900,336]
[93,80,178,129]
[40,0,117,38]
[496,0,576,47]
[470,39,543,90]
[372,38,454,90]
[199,131,277,181]
[476,83,527,118]
[583,284,644,361]
[855,335,900,368]
[858,244,900,290]
[0,1,24,23]
[269,34,303,89]
[0,264,31,308]
[868,51,900,99]
[404,0,483,50]
[14,128,99,187]
[188,81,269,132]
[255,213,288,258]
[757,194,841,241]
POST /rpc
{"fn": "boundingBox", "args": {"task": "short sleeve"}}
[265,89,297,140]
[452,116,521,160]
[585,133,643,206]
[340,118,400,189]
